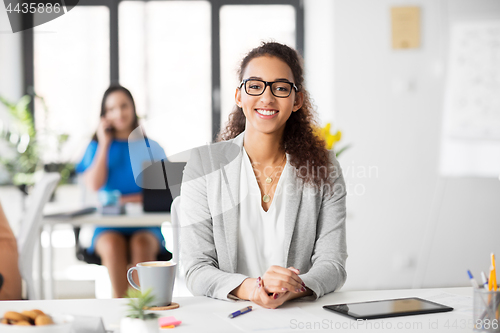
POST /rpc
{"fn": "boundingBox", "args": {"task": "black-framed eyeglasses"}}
[239,79,298,98]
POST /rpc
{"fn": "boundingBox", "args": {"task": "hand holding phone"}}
[97,118,114,144]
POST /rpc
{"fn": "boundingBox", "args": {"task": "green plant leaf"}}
[124,288,159,320]
[335,144,351,158]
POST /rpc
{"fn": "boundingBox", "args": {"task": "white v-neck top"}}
[236,147,288,277]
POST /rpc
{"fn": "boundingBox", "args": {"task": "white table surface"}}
[43,203,171,227]
[0,287,475,332]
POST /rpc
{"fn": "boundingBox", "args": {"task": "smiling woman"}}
[181,42,347,309]
[220,42,332,187]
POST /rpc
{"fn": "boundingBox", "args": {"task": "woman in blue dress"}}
[76,85,167,298]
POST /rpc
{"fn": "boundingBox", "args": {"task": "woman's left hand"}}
[261,266,305,295]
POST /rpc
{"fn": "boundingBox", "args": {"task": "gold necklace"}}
[261,154,286,203]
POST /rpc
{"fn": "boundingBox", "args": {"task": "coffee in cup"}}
[127,261,176,306]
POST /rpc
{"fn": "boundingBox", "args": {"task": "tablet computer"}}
[323,297,453,320]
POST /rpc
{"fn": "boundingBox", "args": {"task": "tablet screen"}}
[323,297,453,320]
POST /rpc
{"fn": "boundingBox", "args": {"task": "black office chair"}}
[73,227,172,265]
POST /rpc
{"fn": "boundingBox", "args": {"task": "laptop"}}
[142,160,186,212]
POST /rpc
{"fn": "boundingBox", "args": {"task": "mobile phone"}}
[101,116,115,134]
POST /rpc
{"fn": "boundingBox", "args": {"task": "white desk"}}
[41,205,171,300]
[43,204,171,227]
[0,287,474,332]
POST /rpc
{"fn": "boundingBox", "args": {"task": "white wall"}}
[304,0,500,291]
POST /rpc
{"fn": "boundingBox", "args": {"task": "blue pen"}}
[467,270,479,289]
[228,306,253,319]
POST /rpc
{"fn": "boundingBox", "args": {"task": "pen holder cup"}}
[474,289,500,332]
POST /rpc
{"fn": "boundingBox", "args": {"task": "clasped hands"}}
[232,266,310,309]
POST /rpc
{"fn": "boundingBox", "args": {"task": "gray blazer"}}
[179,131,347,301]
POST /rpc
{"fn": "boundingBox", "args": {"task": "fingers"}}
[249,277,261,301]
[264,281,304,294]
[97,119,113,142]
[249,277,289,309]
[251,277,268,303]
[270,266,303,285]
[99,118,110,128]
[271,291,289,300]
[263,266,305,293]
[255,279,288,309]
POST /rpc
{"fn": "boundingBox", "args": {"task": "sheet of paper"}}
[215,306,322,332]
[391,7,420,49]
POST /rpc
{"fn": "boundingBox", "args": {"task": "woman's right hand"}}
[97,118,113,145]
[248,277,291,309]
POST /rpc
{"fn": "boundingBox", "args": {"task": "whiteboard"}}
[440,21,500,177]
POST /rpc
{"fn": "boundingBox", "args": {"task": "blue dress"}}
[76,139,167,254]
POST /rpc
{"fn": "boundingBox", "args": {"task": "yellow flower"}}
[315,123,342,150]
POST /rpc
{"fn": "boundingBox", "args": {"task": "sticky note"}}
[159,316,182,328]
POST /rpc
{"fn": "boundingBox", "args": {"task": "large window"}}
[119,1,211,156]
[219,5,296,130]
[28,0,303,159]
[34,7,110,162]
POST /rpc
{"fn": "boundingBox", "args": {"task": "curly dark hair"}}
[216,42,331,188]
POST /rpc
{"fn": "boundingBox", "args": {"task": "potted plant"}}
[0,95,41,198]
[121,289,159,333]
[0,94,75,198]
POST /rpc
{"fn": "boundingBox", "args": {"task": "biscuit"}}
[22,310,39,321]
[15,320,32,326]
[4,311,29,322]
[0,318,9,325]
[32,309,45,316]
[35,315,54,326]
[21,311,39,324]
